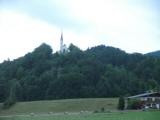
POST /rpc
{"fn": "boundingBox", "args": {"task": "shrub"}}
[3,82,17,109]
[127,99,143,109]
[100,107,105,112]
[93,110,99,113]
[118,96,125,110]
[3,96,16,109]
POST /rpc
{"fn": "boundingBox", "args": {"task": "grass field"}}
[0,98,118,115]
[0,98,159,120]
[0,111,160,120]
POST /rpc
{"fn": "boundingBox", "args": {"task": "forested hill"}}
[146,50,160,58]
[0,43,160,105]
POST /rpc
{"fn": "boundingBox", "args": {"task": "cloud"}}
[0,0,88,31]
[0,10,102,62]
[0,10,59,62]
[0,0,159,62]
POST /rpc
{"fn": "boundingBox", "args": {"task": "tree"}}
[33,43,53,59]
[3,79,21,109]
[0,43,160,102]
[118,96,125,110]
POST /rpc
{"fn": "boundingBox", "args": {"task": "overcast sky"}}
[0,0,160,62]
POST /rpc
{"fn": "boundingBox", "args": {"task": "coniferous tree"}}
[118,96,125,110]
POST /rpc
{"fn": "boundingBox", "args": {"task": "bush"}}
[3,97,16,109]
[3,84,17,109]
[100,107,105,112]
[93,110,99,113]
[127,99,143,109]
[118,96,125,110]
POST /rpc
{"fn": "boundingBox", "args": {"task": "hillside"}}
[0,43,160,107]
[146,50,160,57]
[0,98,118,115]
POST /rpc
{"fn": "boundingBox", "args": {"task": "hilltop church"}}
[59,32,68,53]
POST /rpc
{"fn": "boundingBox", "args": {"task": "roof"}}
[127,92,159,99]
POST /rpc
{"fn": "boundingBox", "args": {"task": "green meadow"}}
[0,111,160,120]
[0,98,117,115]
[0,98,160,120]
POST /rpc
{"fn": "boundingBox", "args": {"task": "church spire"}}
[60,31,63,53]
[59,30,68,53]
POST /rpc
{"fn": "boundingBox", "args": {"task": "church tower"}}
[59,31,68,53]
[60,32,63,53]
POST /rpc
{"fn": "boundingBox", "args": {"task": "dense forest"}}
[0,43,160,106]
[146,50,160,58]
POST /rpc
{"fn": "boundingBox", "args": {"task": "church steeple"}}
[60,31,63,53]
[59,31,68,53]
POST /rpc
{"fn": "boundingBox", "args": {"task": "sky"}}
[0,0,160,62]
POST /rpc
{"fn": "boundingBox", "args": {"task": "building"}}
[126,91,160,109]
[60,32,68,53]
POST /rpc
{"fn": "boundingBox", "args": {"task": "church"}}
[59,32,68,53]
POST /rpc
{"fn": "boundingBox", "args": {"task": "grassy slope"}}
[1,111,160,120]
[0,98,118,115]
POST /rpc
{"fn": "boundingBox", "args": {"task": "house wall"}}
[138,97,160,109]
[126,97,160,109]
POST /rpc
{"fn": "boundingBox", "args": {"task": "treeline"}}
[0,43,160,104]
[145,50,160,58]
